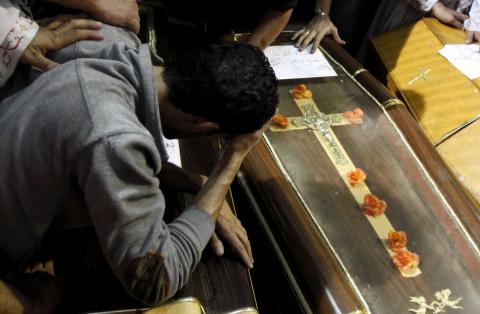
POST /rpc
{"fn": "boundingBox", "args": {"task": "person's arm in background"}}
[247,8,293,50]
[464,0,480,43]
[47,0,140,33]
[430,1,469,29]
[405,0,469,30]
[292,0,345,53]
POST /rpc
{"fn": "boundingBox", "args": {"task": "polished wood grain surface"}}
[176,138,257,314]
[240,35,480,313]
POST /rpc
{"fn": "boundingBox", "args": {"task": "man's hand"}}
[49,0,140,34]
[292,15,345,53]
[466,31,480,44]
[209,202,254,268]
[85,0,140,34]
[431,2,468,29]
[223,121,270,156]
[21,17,103,72]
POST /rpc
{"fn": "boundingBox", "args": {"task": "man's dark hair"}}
[164,42,278,134]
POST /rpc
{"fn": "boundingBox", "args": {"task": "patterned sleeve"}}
[0,2,38,87]
[464,0,480,31]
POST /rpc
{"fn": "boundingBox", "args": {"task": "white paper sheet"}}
[264,45,337,80]
[438,44,480,80]
[164,137,182,167]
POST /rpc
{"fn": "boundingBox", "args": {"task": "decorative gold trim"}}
[216,140,259,311]
[348,310,368,314]
[408,68,431,85]
[83,297,205,314]
[139,6,164,65]
[409,289,463,313]
[352,68,368,77]
[223,307,259,314]
[433,114,480,147]
[381,98,404,109]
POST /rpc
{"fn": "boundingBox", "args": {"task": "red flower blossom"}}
[291,84,313,99]
[361,194,387,217]
[272,114,289,128]
[388,230,407,252]
[343,108,364,124]
[392,250,419,271]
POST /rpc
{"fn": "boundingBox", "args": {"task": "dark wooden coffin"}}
[174,138,258,314]
[237,33,480,314]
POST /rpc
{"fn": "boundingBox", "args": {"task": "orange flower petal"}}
[388,230,407,252]
[343,111,354,119]
[347,168,367,186]
[272,114,289,128]
[361,194,387,217]
[392,250,419,271]
[352,108,364,118]
[293,84,307,93]
[292,91,304,99]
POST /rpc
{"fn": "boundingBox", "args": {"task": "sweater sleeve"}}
[76,132,215,305]
[0,1,38,87]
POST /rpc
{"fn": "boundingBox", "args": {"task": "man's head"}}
[162,42,278,137]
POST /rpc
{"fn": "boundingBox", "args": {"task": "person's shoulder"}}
[48,24,143,64]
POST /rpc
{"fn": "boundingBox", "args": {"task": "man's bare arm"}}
[194,124,268,220]
[48,0,140,33]
[247,9,293,50]
[158,162,204,195]
[159,150,255,268]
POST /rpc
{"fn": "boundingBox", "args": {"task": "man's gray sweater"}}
[0,26,215,305]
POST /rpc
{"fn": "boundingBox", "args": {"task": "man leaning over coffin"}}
[0,24,278,312]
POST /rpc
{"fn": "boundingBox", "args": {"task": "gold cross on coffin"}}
[272,102,354,165]
[269,94,422,278]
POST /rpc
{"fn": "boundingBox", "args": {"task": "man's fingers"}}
[41,14,90,27]
[332,28,346,45]
[210,232,224,256]
[452,11,469,23]
[450,18,464,30]
[300,31,317,51]
[235,226,253,263]
[466,31,475,44]
[30,54,59,72]
[295,30,310,49]
[291,29,303,40]
[310,35,322,54]
[468,32,480,43]
[53,29,104,49]
[229,233,253,268]
[57,19,103,32]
